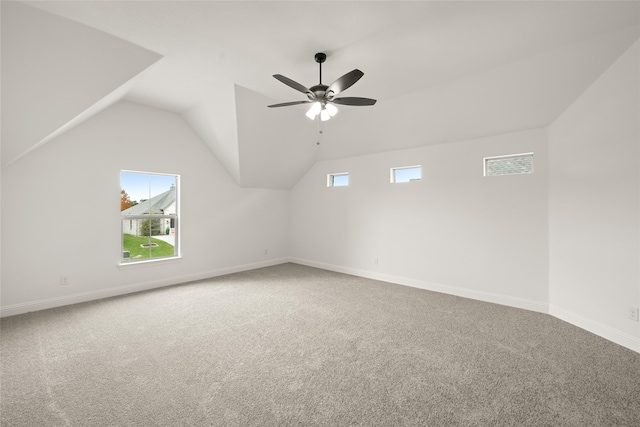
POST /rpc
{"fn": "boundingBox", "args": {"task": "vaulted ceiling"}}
[3,1,639,189]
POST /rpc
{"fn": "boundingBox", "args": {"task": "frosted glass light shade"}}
[306,102,338,121]
[305,102,321,120]
[325,103,338,117]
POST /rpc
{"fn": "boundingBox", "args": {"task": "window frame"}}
[120,170,180,266]
[483,152,534,177]
[327,172,350,187]
[390,165,422,183]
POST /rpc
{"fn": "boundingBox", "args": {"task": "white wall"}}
[549,40,640,351]
[1,101,290,316]
[291,128,549,312]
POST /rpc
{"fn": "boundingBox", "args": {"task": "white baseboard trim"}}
[549,305,640,354]
[0,258,290,318]
[5,258,637,355]
[291,258,639,354]
[290,258,549,314]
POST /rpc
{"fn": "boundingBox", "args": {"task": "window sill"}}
[118,256,182,270]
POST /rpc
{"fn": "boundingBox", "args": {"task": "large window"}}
[120,171,179,264]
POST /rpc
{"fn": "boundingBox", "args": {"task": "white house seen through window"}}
[120,171,179,263]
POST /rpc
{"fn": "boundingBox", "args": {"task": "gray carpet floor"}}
[2,263,639,426]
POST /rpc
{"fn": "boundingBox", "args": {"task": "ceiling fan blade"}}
[267,100,312,108]
[326,69,364,97]
[273,74,312,96]
[331,97,377,106]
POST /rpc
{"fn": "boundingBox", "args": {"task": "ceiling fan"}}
[268,52,377,121]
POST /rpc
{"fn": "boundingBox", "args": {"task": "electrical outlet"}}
[60,276,69,286]
[264,249,268,255]
[374,258,379,265]
[629,307,639,322]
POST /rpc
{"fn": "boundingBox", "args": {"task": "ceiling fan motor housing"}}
[308,84,329,101]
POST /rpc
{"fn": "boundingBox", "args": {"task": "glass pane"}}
[121,172,177,214]
[485,154,533,176]
[149,174,177,200]
[120,172,148,213]
[121,171,178,263]
[393,167,421,183]
[122,218,176,262]
[331,174,349,187]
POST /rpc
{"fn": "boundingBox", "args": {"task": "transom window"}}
[120,171,179,264]
[484,153,534,176]
[391,165,421,183]
[327,172,349,187]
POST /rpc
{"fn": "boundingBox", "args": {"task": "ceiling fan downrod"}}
[315,52,326,85]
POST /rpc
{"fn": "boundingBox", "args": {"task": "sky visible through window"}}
[332,174,349,187]
[393,166,421,183]
[121,172,176,203]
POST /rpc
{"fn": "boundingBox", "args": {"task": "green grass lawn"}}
[123,234,174,260]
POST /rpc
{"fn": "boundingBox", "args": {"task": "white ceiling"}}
[3,1,640,188]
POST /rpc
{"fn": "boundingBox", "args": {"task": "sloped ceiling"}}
[1,1,162,167]
[2,1,639,188]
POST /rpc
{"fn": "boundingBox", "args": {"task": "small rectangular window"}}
[391,165,421,183]
[484,153,533,176]
[327,173,349,187]
[120,171,179,264]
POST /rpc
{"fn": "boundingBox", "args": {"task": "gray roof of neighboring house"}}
[122,186,176,215]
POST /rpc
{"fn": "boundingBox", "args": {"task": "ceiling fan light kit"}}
[268,52,377,122]
[305,102,338,121]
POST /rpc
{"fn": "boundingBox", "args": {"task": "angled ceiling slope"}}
[4,1,639,190]
[235,85,320,189]
[1,2,162,167]
[317,23,640,161]
[183,84,242,185]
